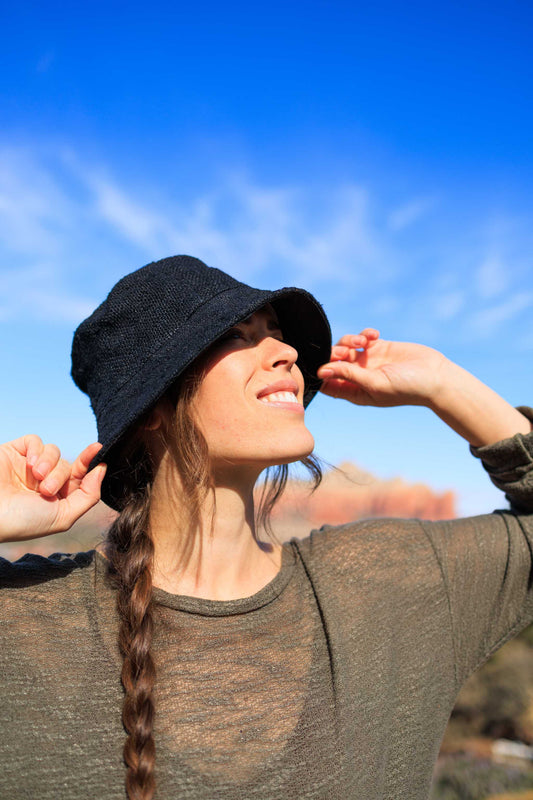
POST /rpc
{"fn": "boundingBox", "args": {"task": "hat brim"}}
[90,286,331,510]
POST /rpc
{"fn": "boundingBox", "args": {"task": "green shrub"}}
[431,755,533,800]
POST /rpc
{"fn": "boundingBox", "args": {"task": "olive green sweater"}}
[1,423,533,800]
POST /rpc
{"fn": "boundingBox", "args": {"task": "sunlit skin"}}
[192,305,315,482]
[145,305,317,597]
[0,304,531,599]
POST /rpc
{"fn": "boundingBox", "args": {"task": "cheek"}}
[192,369,249,434]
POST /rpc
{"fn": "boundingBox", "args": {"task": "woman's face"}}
[191,305,315,479]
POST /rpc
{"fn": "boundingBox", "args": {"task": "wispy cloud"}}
[434,290,466,320]
[64,158,393,286]
[475,255,508,299]
[0,146,397,323]
[469,292,533,337]
[0,143,531,350]
[388,197,435,232]
[0,148,75,258]
[0,265,96,324]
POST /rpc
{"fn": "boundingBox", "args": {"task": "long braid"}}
[104,363,323,799]
[107,480,156,800]
[103,368,206,800]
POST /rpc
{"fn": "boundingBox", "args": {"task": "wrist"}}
[426,359,531,446]
[421,352,456,411]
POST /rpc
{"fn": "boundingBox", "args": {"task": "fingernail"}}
[27,455,37,467]
[41,479,58,495]
[95,463,107,481]
[34,461,51,479]
[318,368,334,378]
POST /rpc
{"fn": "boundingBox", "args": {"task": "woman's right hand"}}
[0,436,106,543]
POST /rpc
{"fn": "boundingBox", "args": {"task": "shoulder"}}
[293,517,426,560]
[0,550,98,612]
[288,520,452,635]
[291,517,433,580]
[0,551,112,690]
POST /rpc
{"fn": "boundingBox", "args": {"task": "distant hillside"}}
[0,501,117,561]
[263,461,456,541]
[0,461,455,558]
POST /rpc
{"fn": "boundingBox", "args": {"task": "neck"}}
[146,461,282,600]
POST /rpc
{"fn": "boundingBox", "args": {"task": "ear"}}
[142,394,176,432]
[143,408,164,431]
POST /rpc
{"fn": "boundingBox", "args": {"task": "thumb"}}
[81,462,107,499]
[53,463,107,532]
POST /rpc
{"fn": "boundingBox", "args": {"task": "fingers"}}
[13,435,62,484]
[44,443,104,498]
[21,434,45,466]
[0,437,107,538]
[360,328,380,339]
[12,434,55,471]
[56,443,105,501]
[56,463,107,527]
[319,328,380,379]
[80,462,107,497]
[330,329,380,362]
[28,442,61,482]
[36,462,108,534]
[334,329,380,349]
[11,436,104,499]
[318,359,366,381]
[37,457,107,531]
[318,377,353,397]
[69,442,104,482]
[39,458,73,497]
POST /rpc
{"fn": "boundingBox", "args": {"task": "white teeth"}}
[259,391,299,404]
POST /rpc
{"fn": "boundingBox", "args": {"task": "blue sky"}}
[1,0,532,515]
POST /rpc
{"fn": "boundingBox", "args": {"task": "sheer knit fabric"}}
[1,420,533,800]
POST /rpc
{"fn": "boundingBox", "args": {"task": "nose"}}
[261,336,299,370]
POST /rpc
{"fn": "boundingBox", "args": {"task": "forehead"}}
[239,303,280,326]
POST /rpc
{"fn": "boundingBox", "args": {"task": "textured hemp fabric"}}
[1,427,533,799]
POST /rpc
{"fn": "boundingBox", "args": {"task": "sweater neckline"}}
[94,542,296,617]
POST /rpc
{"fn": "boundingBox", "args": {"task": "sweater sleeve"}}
[420,407,533,690]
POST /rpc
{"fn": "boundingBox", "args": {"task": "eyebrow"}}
[240,313,281,329]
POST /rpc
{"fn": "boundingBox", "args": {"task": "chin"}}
[269,435,316,466]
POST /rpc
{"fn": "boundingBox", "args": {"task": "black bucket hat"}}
[71,255,332,510]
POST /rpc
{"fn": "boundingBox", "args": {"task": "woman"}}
[0,254,532,800]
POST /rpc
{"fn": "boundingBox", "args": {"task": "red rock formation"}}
[260,461,456,539]
[1,462,455,558]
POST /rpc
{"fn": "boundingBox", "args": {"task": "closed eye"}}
[220,328,245,341]
[219,326,284,344]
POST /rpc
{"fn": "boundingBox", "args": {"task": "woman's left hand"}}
[318,329,532,446]
[317,330,446,408]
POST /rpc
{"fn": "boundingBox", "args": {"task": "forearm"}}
[428,358,532,447]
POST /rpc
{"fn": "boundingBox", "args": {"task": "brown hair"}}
[104,365,322,800]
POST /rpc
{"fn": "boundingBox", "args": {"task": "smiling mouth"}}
[258,391,302,406]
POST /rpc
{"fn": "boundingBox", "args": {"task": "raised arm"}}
[317,331,532,445]
[0,436,106,543]
[317,331,533,683]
